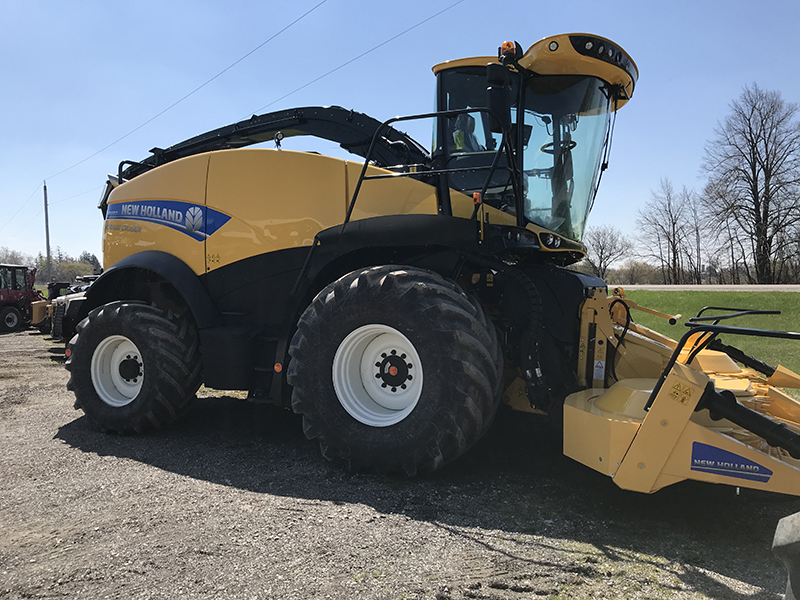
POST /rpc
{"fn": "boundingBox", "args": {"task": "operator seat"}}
[452,113,483,153]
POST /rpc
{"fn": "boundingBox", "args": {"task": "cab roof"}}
[432,33,638,107]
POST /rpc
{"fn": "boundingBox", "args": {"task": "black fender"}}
[267,214,489,403]
[288,214,485,335]
[80,251,221,329]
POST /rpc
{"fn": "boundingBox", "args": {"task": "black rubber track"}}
[287,265,501,475]
[66,302,202,434]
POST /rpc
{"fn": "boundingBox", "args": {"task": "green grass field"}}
[623,290,800,377]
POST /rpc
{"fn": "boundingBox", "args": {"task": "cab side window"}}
[13,268,26,291]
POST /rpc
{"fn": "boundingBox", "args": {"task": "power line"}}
[44,0,330,183]
[248,0,467,117]
[50,186,104,205]
[8,208,44,244]
[7,185,103,244]
[4,1,328,242]
[0,183,42,237]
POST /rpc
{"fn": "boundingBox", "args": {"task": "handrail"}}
[645,323,800,412]
[343,107,519,230]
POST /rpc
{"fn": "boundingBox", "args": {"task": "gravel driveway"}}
[1,330,797,599]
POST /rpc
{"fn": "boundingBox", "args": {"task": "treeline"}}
[0,246,100,283]
[582,83,800,285]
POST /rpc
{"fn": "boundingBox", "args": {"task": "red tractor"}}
[0,264,45,332]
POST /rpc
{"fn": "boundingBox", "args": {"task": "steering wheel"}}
[540,140,577,154]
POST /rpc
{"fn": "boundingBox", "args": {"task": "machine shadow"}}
[56,394,798,598]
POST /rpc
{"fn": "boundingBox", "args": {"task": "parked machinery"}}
[64,34,800,495]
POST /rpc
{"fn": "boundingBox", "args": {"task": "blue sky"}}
[2,0,799,260]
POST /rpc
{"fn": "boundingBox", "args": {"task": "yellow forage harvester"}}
[62,32,799,495]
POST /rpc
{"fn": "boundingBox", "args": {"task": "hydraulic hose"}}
[463,253,546,403]
[708,338,776,378]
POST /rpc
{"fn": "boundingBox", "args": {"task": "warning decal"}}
[668,382,693,405]
[593,360,605,382]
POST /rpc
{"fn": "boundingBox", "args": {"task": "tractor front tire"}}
[66,302,201,434]
[288,265,502,475]
[1,306,23,332]
[37,319,52,335]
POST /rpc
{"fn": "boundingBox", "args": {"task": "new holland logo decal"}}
[105,200,230,241]
[690,442,773,483]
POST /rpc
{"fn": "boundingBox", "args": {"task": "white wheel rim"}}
[90,335,144,407]
[332,324,423,427]
[4,311,19,328]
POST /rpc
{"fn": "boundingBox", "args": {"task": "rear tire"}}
[288,265,501,475]
[66,302,202,433]
[0,306,23,332]
[37,319,52,335]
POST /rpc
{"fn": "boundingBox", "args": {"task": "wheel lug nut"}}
[391,387,397,392]
[375,373,381,378]
[401,384,407,390]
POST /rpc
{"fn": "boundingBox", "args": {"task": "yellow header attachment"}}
[433,33,638,110]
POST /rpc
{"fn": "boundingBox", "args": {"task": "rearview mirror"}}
[486,63,511,134]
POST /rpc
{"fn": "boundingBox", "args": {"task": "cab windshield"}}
[439,69,612,242]
[521,75,610,241]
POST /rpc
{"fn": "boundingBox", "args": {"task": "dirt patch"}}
[1,330,797,599]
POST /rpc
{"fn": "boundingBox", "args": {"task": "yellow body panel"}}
[105,154,209,275]
[346,162,438,222]
[768,365,800,389]
[104,148,446,275]
[31,299,48,325]
[564,387,642,476]
[613,363,709,492]
[613,330,672,379]
[205,149,348,271]
[657,421,800,497]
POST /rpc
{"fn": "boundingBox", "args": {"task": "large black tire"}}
[37,318,52,335]
[287,265,502,475]
[0,306,23,332]
[65,302,202,434]
[465,292,504,436]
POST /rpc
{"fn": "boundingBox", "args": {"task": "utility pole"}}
[43,181,52,281]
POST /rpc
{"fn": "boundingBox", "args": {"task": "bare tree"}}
[0,246,35,266]
[636,178,690,284]
[583,225,633,280]
[701,83,800,283]
[612,259,662,285]
[682,187,704,284]
[786,224,800,282]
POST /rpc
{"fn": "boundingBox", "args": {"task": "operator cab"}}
[433,34,638,243]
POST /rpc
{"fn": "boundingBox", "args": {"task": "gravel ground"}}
[1,329,798,599]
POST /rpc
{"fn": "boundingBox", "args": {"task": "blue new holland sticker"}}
[106,200,230,241]
[690,442,773,483]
